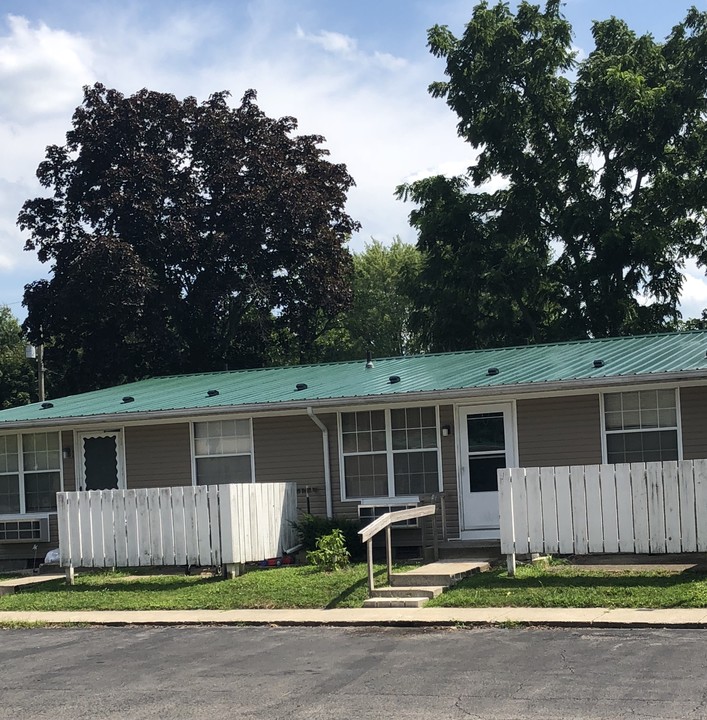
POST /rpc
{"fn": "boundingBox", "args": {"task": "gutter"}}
[306,407,333,519]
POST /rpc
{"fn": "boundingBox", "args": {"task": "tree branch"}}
[631,170,644,208]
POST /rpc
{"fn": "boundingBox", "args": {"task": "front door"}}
[77,431,125,491]
[458,403,516,539]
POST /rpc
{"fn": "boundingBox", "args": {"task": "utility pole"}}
[26,330,46,402]
[37,341,45,402]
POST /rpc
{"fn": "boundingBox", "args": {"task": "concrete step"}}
[369,586,445,599]
[362,596,429,609]
[438,541,501,560]
[0,573,64,596]
[389,559,490,588]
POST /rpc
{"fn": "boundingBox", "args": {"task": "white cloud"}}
[295,25,407,71]
[298,27,357,55]
[679,259,707,319]
[0,15,96,308]
[571,44,587,62]
[0,15,92,121]
[373,51,407,71]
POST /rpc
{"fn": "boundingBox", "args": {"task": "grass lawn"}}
[0,564,400,612]
[3,561,707,611]
[427,561,707,609]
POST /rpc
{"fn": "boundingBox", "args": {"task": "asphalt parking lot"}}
[3,625,707,719]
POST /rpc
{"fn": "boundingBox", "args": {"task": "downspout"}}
[307,407,333,519]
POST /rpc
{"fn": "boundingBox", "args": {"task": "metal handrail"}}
[358,504,437,593]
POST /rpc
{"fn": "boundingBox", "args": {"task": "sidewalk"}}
[2,606,707,628]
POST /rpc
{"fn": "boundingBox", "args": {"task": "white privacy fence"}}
[499,460,707,574]
[56,483,298,580]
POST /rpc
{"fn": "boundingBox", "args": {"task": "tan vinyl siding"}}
[125,424,192,489]
[517,395,602,468]
[680,385,707,460]
[323,413,349,519]
[253,414,327,517]
[326,412,360,521]
[439,404,459,540]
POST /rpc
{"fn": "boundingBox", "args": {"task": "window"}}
[0,432,62,514]
[340,407,441,499]
[391,407,439,495]
[193,420,253,485]
[341,410,387,497]
[0,435,20,514]
[603,389,679,464]
[22,433,62,511]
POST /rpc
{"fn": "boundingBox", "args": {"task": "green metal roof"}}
[1,331,707,427]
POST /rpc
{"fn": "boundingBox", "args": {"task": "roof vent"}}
[487,368,500,376]
[122,396,134,404]
[593,359,605,369]
[389,375,401,384]
[365,350,374,369]
[295,383,308,391]
[206,389,220,397]
[41,402,53,409]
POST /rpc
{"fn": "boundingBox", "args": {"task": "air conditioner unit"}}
[357,499,420,528]
[0,515,51,543]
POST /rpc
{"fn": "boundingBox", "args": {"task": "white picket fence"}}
[499,460,707,574]
[56,483,298,576]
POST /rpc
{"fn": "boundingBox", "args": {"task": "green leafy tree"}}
[397,177,559,350]
[314,238,424,360]
[400,2,707,348]
[349,238,424,357]
[18,84,359,394]
[675,309,707,331]
[0,306,35,409]
[354,238,423,356]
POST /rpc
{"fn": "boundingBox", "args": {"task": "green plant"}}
[291,514,364,561]
[306,529,351,571]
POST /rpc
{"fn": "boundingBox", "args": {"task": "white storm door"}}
[458,403,516,539]
[77,430,125,491]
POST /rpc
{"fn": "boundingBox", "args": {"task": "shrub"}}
[292,514,364,561]
[307,529,350,571]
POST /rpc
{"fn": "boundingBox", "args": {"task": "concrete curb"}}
[2,607,707,629]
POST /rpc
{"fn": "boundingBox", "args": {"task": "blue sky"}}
[1,0,706,319]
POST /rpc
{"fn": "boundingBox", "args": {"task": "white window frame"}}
[0,431,64,516]
[338,405,443,501]
[75,428,127,491]
[599,387,683,464]
[189,417,256,485]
